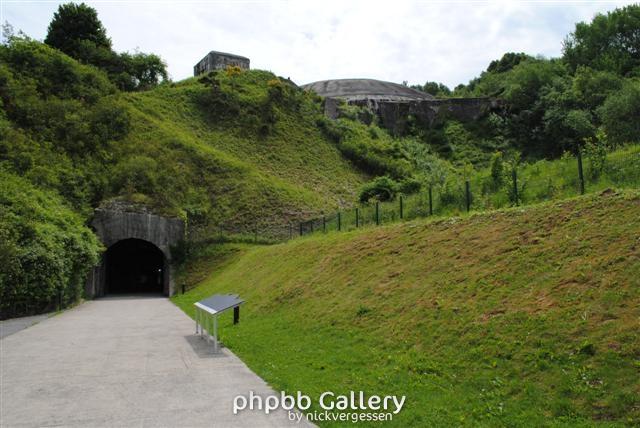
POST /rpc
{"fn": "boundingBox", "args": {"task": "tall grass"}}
[300,144,640,235]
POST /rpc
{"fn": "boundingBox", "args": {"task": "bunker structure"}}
[193,50,250,76]
[302,78,500,135]
[84,202,185,298]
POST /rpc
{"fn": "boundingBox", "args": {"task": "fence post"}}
[512,167,519,205]
[182,283,186,294]
[310,220,314,233]
[375,202,380,225]
[465,181,471,212]
[577,148,585,195]
[323,216,326,233]
[399,195,404,220]
[337,212,341,231]
[355,208,359,228]
[428,185,433,216]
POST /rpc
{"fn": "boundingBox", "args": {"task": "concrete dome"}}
[301,78,435,102]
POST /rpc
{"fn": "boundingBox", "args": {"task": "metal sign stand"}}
[194,294,244,353]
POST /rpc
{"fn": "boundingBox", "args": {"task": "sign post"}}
[194,294,244,353]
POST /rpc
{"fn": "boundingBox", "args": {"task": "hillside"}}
[173,190,640,426]
[1,39,410,315]
[118,72,372,233]
[1,38,413,242]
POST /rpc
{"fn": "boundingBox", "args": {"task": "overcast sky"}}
[1,1,635,88]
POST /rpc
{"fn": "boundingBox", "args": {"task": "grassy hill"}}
[118,71,372,233]
[1,39,407,315]
[173,190,640,426]
[1,39,409,242]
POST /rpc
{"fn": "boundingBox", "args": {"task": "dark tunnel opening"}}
[105,238,164,294]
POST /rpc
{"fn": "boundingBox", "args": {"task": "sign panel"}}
[196,294,244,314]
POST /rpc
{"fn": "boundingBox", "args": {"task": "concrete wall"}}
[194,51,250,76]
[329,97,500,135]
[85,207,185,298]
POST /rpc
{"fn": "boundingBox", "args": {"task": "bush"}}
[489,151,505,189]
[583,133,608,179]
[317,116,346,143]
[359,176,399,203]
[111,155,159,196]
[0,171,101,319]
[398,177,422,194]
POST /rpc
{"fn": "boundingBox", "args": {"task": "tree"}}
[44,3,111,62]
[118,52,168,90]
[2,21,14,44]
[563,4,640,76]
[598,80,640,145]
[43,3,168,91]
[487,52,533,74]
[499,59,573,156]
[571,66,623,109]
[417,81,451,98]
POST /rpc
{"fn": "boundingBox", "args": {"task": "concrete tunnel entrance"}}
[85,204,185,298]
[105,239,165,294]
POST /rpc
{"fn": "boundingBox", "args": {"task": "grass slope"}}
[1,38,374,240]
[117,71,369,233]
[173,190,640,426]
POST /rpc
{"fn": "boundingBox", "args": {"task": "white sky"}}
[1,1,635,88]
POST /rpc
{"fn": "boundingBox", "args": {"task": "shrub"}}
[583,133,608,179]
[490,151,505,189]
[0,171,101,319]
[316,116,345,143]
[359,176,399,202]
[111,155,159,196]
[398,177,422,194]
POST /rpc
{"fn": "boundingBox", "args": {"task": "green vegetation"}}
[43,2,168,91]
[0,2,639,425]
[405,5,640,163]
[0,7,407,315]
[563,5,640,77]
[317,110,412,179]
[308,144,640,238]
[173,190,640,426]
[0,171,101,318]
[2,0,640,330]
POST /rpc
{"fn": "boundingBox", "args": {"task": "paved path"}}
[0,314,51,339]
[1,296,310,427]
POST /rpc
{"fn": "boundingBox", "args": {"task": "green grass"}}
[302,144,640,236]
[0,39,376,242]
[0,39,415,315]
[173,190,640,426]
[116,71,370,230]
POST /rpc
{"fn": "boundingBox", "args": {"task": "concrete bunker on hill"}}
[301,78,501,134]
[85,204,185,297]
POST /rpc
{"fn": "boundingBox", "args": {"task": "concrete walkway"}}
[0,313,51,339]
[0,296,310,427]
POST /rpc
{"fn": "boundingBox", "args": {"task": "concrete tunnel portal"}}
[85,205,185,298]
